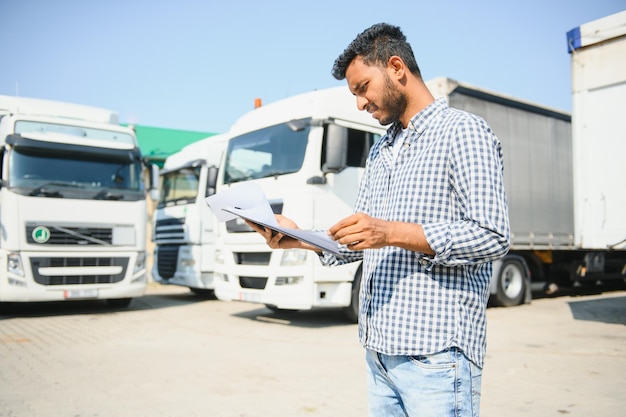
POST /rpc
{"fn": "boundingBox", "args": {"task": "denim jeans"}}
[366,347,482,417]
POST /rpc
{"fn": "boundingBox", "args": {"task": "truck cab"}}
[152,134,228,294]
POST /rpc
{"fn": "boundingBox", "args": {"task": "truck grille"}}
[30,257,128,285]
[234,252,271,265]
[156,245,179,279]
[154,218,185,242]
[26,225,112,245]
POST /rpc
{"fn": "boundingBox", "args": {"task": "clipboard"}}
[221,207,340,254]
[205,183,340,254]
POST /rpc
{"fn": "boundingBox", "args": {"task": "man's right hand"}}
[245,215,319,252]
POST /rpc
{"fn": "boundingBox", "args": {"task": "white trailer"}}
[152,134,229,294]
[568,11,626,252]
[0,95,157,306]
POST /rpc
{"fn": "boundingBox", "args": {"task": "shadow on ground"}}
[0,284,215,319]
[232,305,357,329]
[568,295,626,325]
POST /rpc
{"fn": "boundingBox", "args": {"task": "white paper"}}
[205,183,340,254]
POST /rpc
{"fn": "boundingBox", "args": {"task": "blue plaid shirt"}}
[322,97,510,367]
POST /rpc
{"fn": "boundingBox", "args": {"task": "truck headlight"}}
[275,276,303,285]
[8,252,25,276]
[134,251,146,274]
[215,249,225,265]
[280,249,307,266]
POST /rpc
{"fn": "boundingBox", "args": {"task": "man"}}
[248,23,510,416]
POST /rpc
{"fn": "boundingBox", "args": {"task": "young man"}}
[249,23,510,416]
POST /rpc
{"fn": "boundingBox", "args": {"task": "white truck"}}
[151,134,229,295]
[213,86,385,321]
[0,95,158,307]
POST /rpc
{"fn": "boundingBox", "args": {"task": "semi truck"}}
[151,134,229,295]
[0,95,158,307]
[213,87,385,321]
[211,80,572,319]
[212,11,626,319]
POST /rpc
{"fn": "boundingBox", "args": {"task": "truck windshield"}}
[8,147,144,200]
[15,120,135,146]
[223,120,309,184]
[158,166,201,207]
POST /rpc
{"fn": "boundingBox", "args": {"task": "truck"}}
[562,10,626,287]
[151,133,229,295]
[0,95,158,306]
[213,20,626,319]
[212,86,384,321]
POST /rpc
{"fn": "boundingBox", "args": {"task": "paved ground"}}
[0,284,624,417]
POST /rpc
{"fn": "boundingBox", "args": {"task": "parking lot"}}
[0,284,624,417]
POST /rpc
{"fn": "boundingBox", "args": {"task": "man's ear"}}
[387,56,406,80]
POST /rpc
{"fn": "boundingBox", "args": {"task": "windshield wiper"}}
[28,181,83,197]
[164,196,195,206]
[93,188,124,200]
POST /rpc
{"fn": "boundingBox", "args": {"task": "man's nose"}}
[356,96,368,111]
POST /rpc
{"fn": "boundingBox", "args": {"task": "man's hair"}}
[331,23,421,80]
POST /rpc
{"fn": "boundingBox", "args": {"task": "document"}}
[205,183,340,254]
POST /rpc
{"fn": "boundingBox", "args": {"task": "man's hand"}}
[245,215,320,252]
[328,213,390,250]
[328,212,434,254]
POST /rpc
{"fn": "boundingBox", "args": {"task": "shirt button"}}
[420,259,429,266]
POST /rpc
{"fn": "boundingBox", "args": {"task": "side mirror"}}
[148,163,160,201]
[322,124,348,174]
[206,165,219,197]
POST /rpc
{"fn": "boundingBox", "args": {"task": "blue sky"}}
[1,1,624,134]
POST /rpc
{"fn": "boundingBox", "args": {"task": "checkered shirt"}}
[321,97,510,367]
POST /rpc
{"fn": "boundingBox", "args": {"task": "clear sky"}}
[1,1,624,134]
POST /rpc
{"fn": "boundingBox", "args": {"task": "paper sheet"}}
[205,183,340,254]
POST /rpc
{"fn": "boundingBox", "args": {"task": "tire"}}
[343,265,362,323]
[492,258,527,307]
[106,298,132,308]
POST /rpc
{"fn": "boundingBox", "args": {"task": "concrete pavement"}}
[0,284,624,417]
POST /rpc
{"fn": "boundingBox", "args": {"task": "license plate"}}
[64,289,98,299]
[239,291,261,303]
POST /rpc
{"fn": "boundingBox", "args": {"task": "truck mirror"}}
[206,165,218,196]
[322,124,348,173]
[149,163,160,201]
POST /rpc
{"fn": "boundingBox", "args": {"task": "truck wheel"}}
[343,265,362,323]
[492,258,527,307]
[106,298,132,308]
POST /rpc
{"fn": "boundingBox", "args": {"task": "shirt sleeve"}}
[421,115,510,267]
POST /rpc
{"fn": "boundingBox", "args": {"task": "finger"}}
[328,214,358,235]
[245,220,265,234]
[268,230,284,248]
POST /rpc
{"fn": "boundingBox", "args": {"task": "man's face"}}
[345,56,406,126]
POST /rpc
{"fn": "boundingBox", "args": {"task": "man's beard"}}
[377,75,407,126]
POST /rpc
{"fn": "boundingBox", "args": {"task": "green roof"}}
[124,124,218,165]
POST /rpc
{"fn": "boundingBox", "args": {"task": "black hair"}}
[331,23,421,80]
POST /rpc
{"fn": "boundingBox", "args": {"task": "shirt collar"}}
[386,97,448,144]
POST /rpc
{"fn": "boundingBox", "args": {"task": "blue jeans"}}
[366,348,482,417]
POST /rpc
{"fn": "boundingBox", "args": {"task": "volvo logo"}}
[32,226,51,244]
